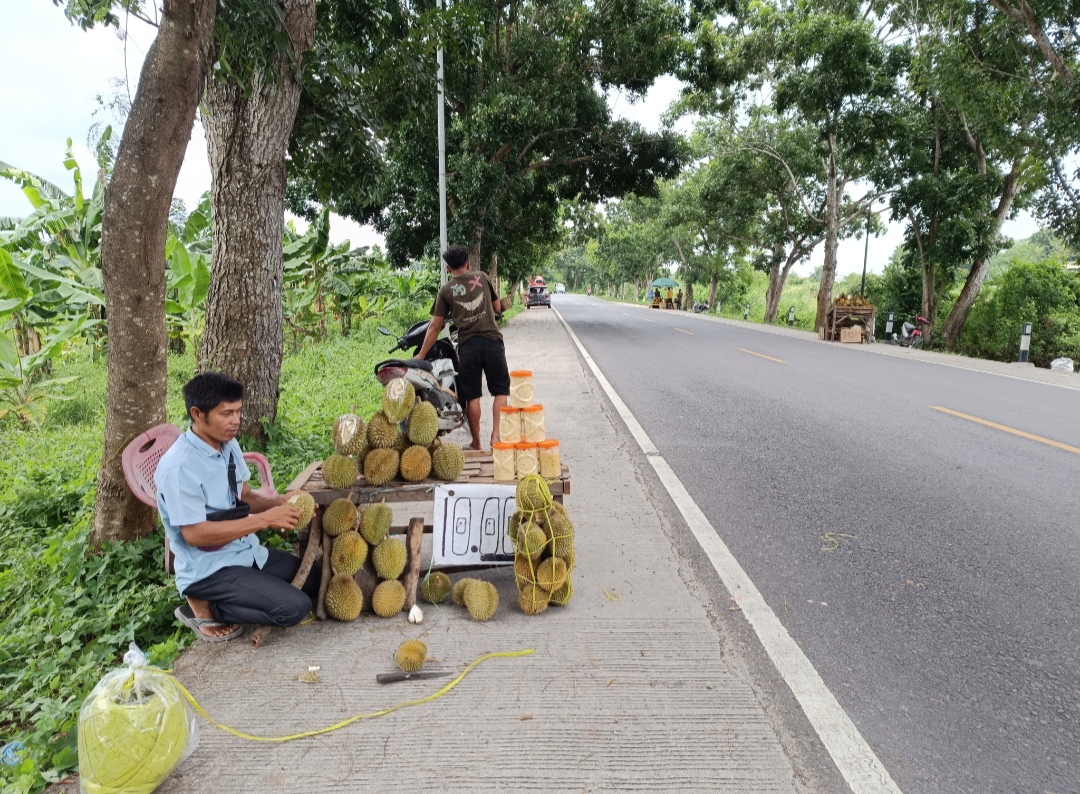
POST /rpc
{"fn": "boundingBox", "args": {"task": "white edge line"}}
[553,305,903,794]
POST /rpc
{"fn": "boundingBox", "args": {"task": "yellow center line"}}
[738,348,785,364]
[932,406,1080,455]
[674,327,694,335]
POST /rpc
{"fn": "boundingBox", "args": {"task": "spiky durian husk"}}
[549,577,572,606]
[367,411,401,450]
[451,577,479,607]
[330,531,368,576]
[535,557,568,592]
[421,571,452,604]
[463,580,499,621]
[407,401,439,446]
[325,574,363,621]
[518,582,550,615]
[514,554,538,590]
[432,443,465,481]
[332,414,367,456]
[516,474,552,512]
[322,454,359,490]
[520,525,548,561]
[364,448,399,487]
[372,536,408,580]
[395,639,427,672]
[371,579,407,617]
[382,378,416,423]
[360,502,393,545]
[399,445,432,482]
[323,498,358,538]
[287,491,316,529]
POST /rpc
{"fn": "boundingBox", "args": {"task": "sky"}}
[2,5,1040,276]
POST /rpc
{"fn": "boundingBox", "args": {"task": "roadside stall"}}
[822,293,877,343]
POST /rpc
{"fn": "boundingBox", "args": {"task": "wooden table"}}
[823,304,876,342]
[282,450,571,618]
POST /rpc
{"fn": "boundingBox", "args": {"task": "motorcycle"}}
[894,316,929,348]
[692,301,709,314]
[375,321,464,433]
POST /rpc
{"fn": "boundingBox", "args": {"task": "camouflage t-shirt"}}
[431,271,503,345]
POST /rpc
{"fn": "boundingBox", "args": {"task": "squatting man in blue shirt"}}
[155,372,320,641]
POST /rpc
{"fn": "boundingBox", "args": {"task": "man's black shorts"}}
[457,336,510,403]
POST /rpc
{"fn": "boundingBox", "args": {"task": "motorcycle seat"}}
[380,357,433,372]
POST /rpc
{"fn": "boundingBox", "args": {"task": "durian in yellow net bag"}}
[510,475,575,614]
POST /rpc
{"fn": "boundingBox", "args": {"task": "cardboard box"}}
[839,326,864,343]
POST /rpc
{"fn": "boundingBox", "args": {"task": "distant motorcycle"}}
[894,316,929,348]
[375,322,464,433]
[692,301,709,314]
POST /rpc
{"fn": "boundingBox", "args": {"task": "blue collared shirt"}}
[154,428,268,595]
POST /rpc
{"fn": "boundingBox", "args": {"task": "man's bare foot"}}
[187,597,239,639]
[467,442,483,451]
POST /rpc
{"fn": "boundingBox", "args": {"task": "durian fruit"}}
[514,554,538,589]
[367,410,401,450]
[360,501,392,545]
[549,578,572,607]
[364,448,399,487]
[464,580,499,621]
[559,547,576,570]
[287,491,316,529]
[520,525,548,561]
[330,531,368,576]
[325,573,363,621]
[421,571,452,604]
[393,432,409,453]
[332,414,367,456]
[518,582,550,615]
[371,579,407,617]
[548,514,575,558]
[507,510,528,546]
[395,639,427,672]
[451,577,479,607]
[432,442,465,481]
[516,474,552,512]
[407,401,439,446]
[323,498,358,537]
[382,377,416,423]
[536,557,568,592]
[372,537,408,580]
[322,454,359,490]
[399,445,432,482]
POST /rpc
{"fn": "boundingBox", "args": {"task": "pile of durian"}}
[321,377,466,490]
[323,500,411,622]
[507,475,575,614]
[834,292,872,308]
[420,570,500,622]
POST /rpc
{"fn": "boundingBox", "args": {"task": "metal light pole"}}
[437,0,448,286]
[860,205,871,297]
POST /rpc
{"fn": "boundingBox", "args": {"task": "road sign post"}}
[787,306,796,326]
[1019,322,1033,363]
[885,312,894,341]
[743,303,750,320]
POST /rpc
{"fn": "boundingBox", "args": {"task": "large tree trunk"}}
[708,272,719,309]
[941,162,1024,348]
[815,135,840,331]
[91,0,217,545]
[199,0,316,441]
[488,251,499,297]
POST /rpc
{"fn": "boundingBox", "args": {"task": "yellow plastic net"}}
[511,474,575,614]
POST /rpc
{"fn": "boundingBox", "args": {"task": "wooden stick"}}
[403,517,424,611]
[252,512,324,647]
[316,531,333,620]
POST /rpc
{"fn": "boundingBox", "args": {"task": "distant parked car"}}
[554,283,566,293]
[526,285,551,308]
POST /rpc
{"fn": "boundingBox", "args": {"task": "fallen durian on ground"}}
[395,639,427,672]
[382,377,416,423]
[399,445,432,482]
[330,531,368,576]
[432,442,464,481]
[322,454,359,490]
[332,413,367,456]
[360,501,392,545]
[371,579,407,617]
[363,448,399,487]
[287,491,316,529]
[366,410,400,450]
[372,536,408,580]
[451,577,478,607]
[322,498,357,537]
[325,573,363,621]
[463,580,499,621]
[421,571,452,604]
[407,401,439,446]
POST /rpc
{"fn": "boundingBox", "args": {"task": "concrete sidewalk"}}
[160,307,797,793]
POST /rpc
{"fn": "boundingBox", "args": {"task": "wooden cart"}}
[822,303,876,343]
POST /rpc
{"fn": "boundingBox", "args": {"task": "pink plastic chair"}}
[122,423,277,574]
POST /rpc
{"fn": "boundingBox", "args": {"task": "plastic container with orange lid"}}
[514,442,539,476]
[521,404,546,442]
[492,442,517,481]
[498,406,523,443]
[537,439,561,478]
[509,370,534,408]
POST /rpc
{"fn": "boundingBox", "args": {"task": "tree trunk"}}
[199,0,317,442]
[765,250,801,325]
[488,250,499,297]
[708,272,719,309]
[91,0,217,546]
[815,135,840,332]
[941,163,1024,348]
[633,278,639,302]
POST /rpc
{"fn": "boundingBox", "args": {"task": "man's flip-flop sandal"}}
[174,605,243,642]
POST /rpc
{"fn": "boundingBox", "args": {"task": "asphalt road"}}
[553,294,1080,794]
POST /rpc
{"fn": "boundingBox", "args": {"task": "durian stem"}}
[253,512,325,646]
[316,532,333,620]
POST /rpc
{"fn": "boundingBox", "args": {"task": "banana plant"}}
[164,235,211,353]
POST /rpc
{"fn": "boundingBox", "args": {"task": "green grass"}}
[0,307,462,794]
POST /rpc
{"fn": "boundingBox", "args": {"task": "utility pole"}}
[860,205,871,297]
[437,0,448,286]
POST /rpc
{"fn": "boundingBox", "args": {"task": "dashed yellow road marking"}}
[738,348,785,364]
[932,406,1080,455]
[674,328,694,335]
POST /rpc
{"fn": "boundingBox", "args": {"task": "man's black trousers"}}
[183,548,321,627]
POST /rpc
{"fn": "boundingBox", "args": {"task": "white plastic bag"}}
[77,643,199,794]
[1050,357,1075,373]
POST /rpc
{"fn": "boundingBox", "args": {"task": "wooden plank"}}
[402,517,424,611]
[287,460,322,492]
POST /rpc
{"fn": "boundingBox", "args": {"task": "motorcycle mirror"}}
[377,327,392,336]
